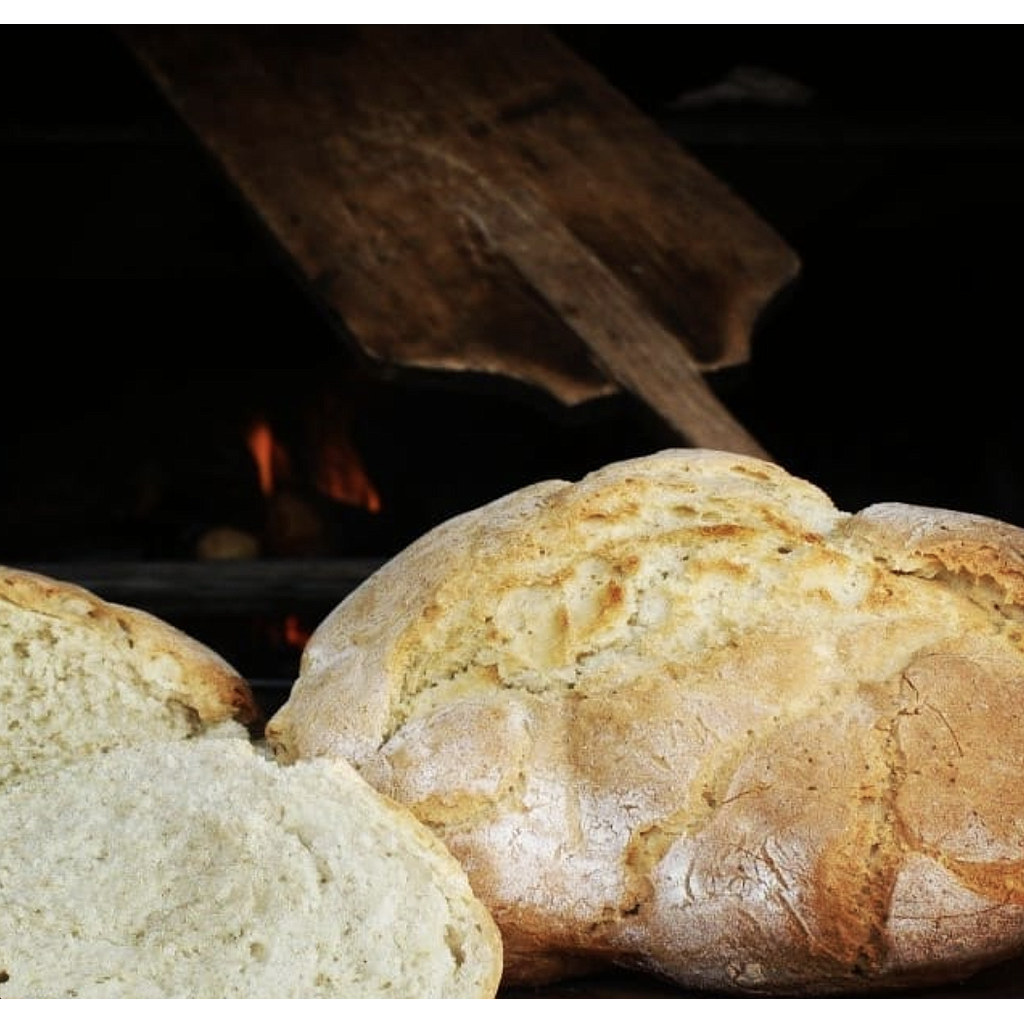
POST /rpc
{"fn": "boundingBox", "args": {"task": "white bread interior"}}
[0,736,503,998]
[0,564,259,786]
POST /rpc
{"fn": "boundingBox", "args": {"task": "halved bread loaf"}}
[266,448,1024,994]
[0,564,259,785]
[0,737,503,997]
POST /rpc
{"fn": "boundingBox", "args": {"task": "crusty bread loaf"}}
[0,564,259,786]
[266,448,1024,994]
[0,736,503,997]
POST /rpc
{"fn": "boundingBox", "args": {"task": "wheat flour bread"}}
[266,447,1024,994]
[0,735,503,997]
[0,564,259,786]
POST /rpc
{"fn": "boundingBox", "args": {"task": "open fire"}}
[0,358,657,703]
[237,409,382,655]
[246,401,382,516]
[231,402,383,561]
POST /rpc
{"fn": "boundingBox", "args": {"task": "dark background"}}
[5,27,1024,996]
[2,25,1023,562]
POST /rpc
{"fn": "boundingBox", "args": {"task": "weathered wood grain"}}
[122,26,797,454]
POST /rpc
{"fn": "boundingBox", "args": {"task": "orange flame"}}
[246,418,292,497]
[246,400,381,515]
[315,431,382,512]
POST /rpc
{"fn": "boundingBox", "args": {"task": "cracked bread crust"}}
[266,449,1024,993]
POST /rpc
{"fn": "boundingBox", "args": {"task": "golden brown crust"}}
[849,500,1024,604]
[267,449,1024,993]
[0,564,259,727]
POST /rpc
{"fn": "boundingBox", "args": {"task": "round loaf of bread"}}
[0,564,259,786]
[266,448,1024,994]
[0,737,503,997]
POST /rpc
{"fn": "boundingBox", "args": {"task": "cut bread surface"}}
[0,737,503,998]
[0,564,258,786]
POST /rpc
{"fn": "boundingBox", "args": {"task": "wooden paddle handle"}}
[464,184,771,460]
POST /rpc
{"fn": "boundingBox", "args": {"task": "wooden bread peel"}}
[121,26,800,459]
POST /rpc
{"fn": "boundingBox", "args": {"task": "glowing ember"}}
[283,613,311,649]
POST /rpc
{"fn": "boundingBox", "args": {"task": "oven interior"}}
[3,27,1024,716]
